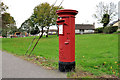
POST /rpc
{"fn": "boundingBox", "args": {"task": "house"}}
[109,20,120,27]
[36,28,58,36]
[75,23,95,34]
[107,19,120,31]
[48,29,57,35]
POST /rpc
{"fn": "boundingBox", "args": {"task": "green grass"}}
[0,38,2,50]
[2,34,118,77]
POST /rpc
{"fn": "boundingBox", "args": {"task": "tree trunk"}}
[41,27,43,37]
[6,30,7,38]
[57,25,59,36]
[46,27,49,37]
[28,26,44,56]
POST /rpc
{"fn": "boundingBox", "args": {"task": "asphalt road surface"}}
[2,51,66,78]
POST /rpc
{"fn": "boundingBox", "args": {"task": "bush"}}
[103,26,118,34]
[2,30,7,37]
[95,27,103,33]
[113,31,120,34]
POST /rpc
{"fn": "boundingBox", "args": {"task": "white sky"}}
[2,0,120,28]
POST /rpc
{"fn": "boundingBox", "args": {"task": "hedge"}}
[103,26,118,34]
[95,27,103,33]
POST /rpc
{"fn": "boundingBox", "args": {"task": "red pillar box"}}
[56,9,78,72]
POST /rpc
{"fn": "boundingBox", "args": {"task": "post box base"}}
[59,61,75,72]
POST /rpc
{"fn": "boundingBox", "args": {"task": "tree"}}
[101,14,110,28]
[33,2,63,37]
[0,2,8,15]
[28,14,40,35]
[0,1,9,36]
[93,2,117,28]
[20,19,31,34]
[30,26,40,35]
[45,6,63,37]
[1,2,16,37]
[20,2,63,37]
[2,12,16,37]
[20,14,40,35]
[9,25,18,34]
[33,2,51,36]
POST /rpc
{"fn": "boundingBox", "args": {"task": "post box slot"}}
[58,16,69,18]
[56,19,68,25]
[57,20,65,23]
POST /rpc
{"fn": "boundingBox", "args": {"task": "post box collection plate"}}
[59,25,63,34]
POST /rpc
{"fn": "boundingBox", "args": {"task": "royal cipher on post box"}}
[56,9,78,72]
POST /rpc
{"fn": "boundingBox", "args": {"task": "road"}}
[2,51,66,78]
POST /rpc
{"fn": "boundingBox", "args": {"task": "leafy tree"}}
[30,26,40,35]
[2,13,16,37]
[20,14,40,35]
[9,25,18,34]
[0,1,9,36]
[20,2,63,37]
[33,2,51,36]
[28,14,40,35]
[1,2,16,37]
[101,14,110,28]
[45,6,63,37]
[33,2,63,37]
[20,19,32,34]
[0,2,8,15]
[93,2,117,28]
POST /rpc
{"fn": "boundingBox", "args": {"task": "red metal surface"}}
[56,9,78,62]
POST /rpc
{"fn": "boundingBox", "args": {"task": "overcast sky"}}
[118,1,120,19]
[1,0,120,28]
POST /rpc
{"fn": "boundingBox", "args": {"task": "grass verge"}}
[2,34,118,78]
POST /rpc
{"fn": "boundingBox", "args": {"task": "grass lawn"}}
[2,34,118,78]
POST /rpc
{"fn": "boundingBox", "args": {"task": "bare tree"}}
[93,2,117,27]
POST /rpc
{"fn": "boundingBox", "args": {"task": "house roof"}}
[75,24,95,30]
[110,20,120,26]
[109,20,118,26]
[49,29,57,32]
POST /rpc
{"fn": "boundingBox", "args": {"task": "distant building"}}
[109,20,120,27]
[48,29,57,35]
[75,23,95,34]
[37,29,57,36]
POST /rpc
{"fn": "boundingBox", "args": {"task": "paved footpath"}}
[2,51,66,78]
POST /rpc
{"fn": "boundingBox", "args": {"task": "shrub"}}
[2,30,7,37]
[103,26,118,34]
[95,27,103,33]
[113,31,120,34]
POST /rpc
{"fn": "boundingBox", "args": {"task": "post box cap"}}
[56,9,78,15]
